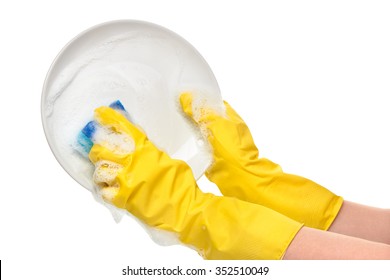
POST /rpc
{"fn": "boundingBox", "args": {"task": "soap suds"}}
[92,124,135,155]
[93,160,123,187]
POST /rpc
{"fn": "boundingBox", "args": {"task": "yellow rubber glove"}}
[180,93,343,230]
[89,106,303,260]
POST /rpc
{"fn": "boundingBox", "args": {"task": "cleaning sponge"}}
[76,100,128,157]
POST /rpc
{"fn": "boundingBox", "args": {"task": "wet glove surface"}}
[88,106,303,259]
[180,93,343,230]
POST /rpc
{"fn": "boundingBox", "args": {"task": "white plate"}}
[41,20,222,191]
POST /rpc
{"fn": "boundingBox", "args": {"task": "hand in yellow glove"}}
[88,106,303,260]
[180,93,343,230]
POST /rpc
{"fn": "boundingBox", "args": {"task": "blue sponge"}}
[76,100,126,157]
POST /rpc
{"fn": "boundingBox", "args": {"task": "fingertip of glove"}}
[222,100,235,114]
[93,106,131,132]
[88,143,103,164]
[100,186,120,202]
[93,106,116,121]
[179,92,194,117]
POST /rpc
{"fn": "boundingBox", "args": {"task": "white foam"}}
[93,160,123,187]
[92,125,135,155]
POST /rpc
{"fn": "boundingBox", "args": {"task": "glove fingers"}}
[94,106,147,145]
[92,157,122,202]
[89,143,130,165]
[179,92,220,124]
[93,160,123,187]
[179,92,195,120]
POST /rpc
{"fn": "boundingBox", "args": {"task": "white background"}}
[1,0,390,279]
